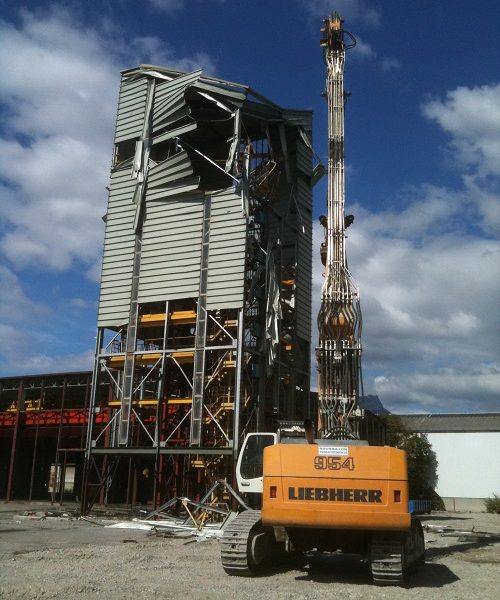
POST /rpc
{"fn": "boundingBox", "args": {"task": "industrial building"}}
[82,64,317,510]
[4,370,498,514]
[400,413,500,511]
[0,372,97,502]
[1,65,318,511]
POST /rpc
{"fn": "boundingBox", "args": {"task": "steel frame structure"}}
[0,372,101,502]
[81,66,316,513]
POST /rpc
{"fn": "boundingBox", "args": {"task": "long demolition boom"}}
[317,13,363,439]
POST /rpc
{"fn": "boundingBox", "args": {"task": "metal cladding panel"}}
[292,114,313,343]
[296,231,313,341]
[206,188,247,310]
[295,175,313,342]
[151,122,197,146]
[148,151,193,187]
[152,70,201,131]
[138,194,205,303]
[296,140,313,177]
[154,70,201,101]
[97,168,137,327]
[101,264,135,278]
[281,108,313,131]
[153,91,187,131]
[114,78,148,143]
[146,176,200,200]
[99,66,314,343]
[296,176,313,212]
[194,81,246,104]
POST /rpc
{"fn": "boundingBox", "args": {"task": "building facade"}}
[0,372,103,502]
[82,65,317,510]
[400,413,500,511]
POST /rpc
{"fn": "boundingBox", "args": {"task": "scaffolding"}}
[81,65,318,512]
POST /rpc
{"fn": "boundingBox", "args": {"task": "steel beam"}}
[91,447,233,456]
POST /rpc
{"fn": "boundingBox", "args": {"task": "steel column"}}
[5,380,23,502]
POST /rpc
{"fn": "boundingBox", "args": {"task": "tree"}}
[383,415,444,509]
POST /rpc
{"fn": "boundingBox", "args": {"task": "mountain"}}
[359,395,390,415]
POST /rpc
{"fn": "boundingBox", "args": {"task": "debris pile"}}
[96,479,248,541]
[15,509,79,522]
[423,523,500,543]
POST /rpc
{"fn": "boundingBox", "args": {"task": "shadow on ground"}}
[408,563,460,587]
[425,538,500,560]
[420,515,472,522]
[293,554,460,588]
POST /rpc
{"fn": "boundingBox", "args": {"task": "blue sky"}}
[0,0,499,413]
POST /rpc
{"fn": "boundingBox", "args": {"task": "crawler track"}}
[220,510,265,576]
[370,533,406,585]
[370,520,425,586]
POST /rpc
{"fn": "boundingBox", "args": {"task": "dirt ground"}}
[0,502,498,600]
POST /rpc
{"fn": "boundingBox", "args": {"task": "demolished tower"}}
[82,66,316,510]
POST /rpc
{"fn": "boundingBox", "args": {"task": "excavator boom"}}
[317,12,363,439]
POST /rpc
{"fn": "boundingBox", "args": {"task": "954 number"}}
[314,456,355,471]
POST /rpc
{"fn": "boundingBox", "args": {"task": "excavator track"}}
[220,510,270,576]
[370,520,425,586]
[370,533,406,585]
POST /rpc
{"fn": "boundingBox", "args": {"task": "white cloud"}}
[349,38,401,74]
[0,324,35,359]
[147,0,227,15]
[300,0,380,28]
[351,37,376,60]
[312,176,500,413]
[0,6,217,376]
[69,298,90,309]
[423,84,500,178]
[128,36,216,74]
[463,176,500,237]
[149,0,184,12]
[0,7,217,274]
[0,266,49,322]
[0,344,94,376]
[0,136,107,269]
[374,368,500,413]
[86,259,103,284]
[381,56,401,72]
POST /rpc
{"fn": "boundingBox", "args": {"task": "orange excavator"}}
[221,427,424,585]
[220,13,425,586]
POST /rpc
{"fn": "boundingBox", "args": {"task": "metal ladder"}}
[190,195,212,445]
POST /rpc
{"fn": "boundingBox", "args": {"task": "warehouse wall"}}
[428,431,500,500]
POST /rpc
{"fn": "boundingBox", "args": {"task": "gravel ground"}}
[0,503,498,599]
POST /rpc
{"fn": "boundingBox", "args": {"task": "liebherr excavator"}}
[220,13,425,585]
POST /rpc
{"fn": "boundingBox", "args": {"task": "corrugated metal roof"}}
[0,371,94,382]
[398,413,500,433]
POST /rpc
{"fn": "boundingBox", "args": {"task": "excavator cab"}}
[235,424,309,495]
[236,433,277,494]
